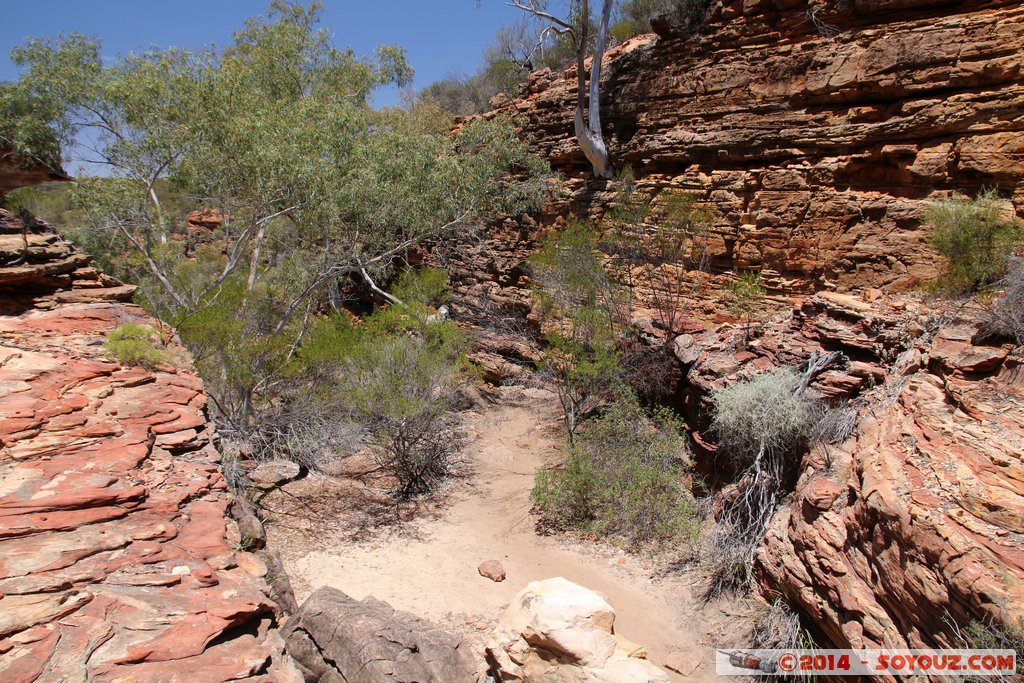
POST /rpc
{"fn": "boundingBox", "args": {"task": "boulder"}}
[249,459,304,489]
[479,560,507,582]
[486,577,669,682]
[283,587,477,682]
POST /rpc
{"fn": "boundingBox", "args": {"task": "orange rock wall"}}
[469,0,1024,294]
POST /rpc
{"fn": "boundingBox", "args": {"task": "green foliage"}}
[602,170,712,335]
[610,0,712,41]
[532,395,700,548]
[965,617,1024,676]
[392,267,451,308]
[420,0,714,114]
[725,271,765,320]
[724,270,766,344]
[7,3,548,473]
[927,189,1022,292]
[104,323,171,370]
[302,284,467,496]
[339,327,465,495]
[3,182,80,223]
[418,9,585,115]
[530,220,631,440]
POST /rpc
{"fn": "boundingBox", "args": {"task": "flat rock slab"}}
[0,292,299,679]
[283,586,477,682]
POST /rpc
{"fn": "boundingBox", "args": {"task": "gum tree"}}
[5,1,549,442]
[510,0,614,177]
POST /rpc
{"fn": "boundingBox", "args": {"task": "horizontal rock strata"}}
[0,210,299,681]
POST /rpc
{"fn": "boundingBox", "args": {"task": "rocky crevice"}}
[442,0,1024,654]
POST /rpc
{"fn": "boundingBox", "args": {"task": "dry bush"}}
[712,367,826,470]
[750,600,803,651]
[706,366,836,596]
[984,257,1024,346]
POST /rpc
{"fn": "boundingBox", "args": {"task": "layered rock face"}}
[675,290,1023,649]
[0,150,66,200]
[451,0,1023,312]
[442,0,1024,652]
[0,209,136,315]
[0,209,299,681]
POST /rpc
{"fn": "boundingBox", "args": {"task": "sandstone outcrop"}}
[468,0,1023,294]
[441,0,1024,651]
[756,312,1024,650]
[486,577,669,682]
[283,586,478,682]
[0,150,66,199]
[0,208,300,681]
[0,209,135,314]
[674,289,1024,650]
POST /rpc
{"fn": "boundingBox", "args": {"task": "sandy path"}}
[285,387,720,681]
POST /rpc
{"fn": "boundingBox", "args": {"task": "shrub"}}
[964,616,1024,678]
[750,600,804,651]
[927,189,1022,292]
[338,320,467,497]
[984,256,1024,346]
[712,367,824,469]
[532,395,701,548]
[530,221,633,441]
[611,0,712,41]
[707,367,832,595]
[601,179,713,339]
[724,270,766,342]
[104,323,171,370]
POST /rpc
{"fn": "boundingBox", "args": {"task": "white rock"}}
[487,577,670,682]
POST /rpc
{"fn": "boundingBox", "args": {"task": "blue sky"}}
[1,1,526,107]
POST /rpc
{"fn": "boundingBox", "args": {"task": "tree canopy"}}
[2,0,549,456]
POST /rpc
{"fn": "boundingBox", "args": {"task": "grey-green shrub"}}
[707,366,832,595]
[711,367,825,468]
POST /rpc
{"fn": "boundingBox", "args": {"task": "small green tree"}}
[532,394,700,548]
[927,189,1022,292]
[602,173,712,338]
[529,221,630,442]
[724,270,766,344]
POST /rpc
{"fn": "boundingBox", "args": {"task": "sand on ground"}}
[270,386,747,681]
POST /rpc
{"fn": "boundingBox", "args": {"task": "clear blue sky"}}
[1,1,526,106]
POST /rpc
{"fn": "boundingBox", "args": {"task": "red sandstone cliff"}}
[0,208,301,680]
[456,0,1023,298]
[449,0,1024,654]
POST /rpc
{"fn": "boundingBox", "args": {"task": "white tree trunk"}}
[574,0,614,178]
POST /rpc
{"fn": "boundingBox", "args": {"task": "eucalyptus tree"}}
[5,0,548,440]
[510,0,614,178]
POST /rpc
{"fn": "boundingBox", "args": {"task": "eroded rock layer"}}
[676,290,1024,648]
[0,211,298,681]
[451,0,1024,316]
